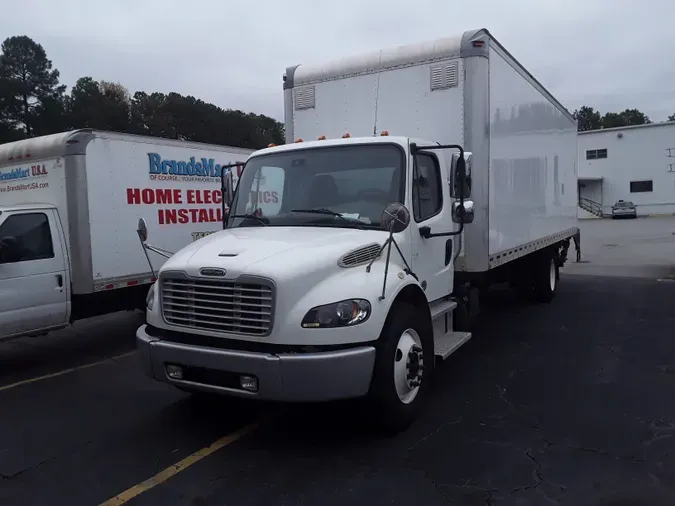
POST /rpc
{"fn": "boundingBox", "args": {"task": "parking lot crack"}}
[573,445,644,462]
[496,384,516,418]
[511,448,566,505]
[407,417,462,452]
[0,439,94,480]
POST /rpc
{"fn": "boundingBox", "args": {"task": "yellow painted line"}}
[99,421,261,506]
[0,350,138,392]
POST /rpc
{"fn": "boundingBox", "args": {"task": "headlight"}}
[301,299,371,328]
[146,283,156,311]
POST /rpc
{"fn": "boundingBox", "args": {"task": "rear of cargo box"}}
[483,38,578,270]
[81,131,253,294]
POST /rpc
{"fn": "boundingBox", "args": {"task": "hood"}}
[160,226,388,279]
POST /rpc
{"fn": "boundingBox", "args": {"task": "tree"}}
[572,106,602,132]
[668,113,675,122]
[0,35,65,137]
[68,77,132,131]
[601,108,651,129]
[0,34,287,148]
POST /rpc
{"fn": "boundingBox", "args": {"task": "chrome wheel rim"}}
[393,328,424,404]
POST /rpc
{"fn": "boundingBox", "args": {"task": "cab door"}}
[0,209,69,339]
[408,151,457,302]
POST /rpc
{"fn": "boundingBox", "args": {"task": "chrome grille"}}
[160,275,273,336]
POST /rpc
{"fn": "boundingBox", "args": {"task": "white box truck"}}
[136,28,581,433]
[0,129,253,341]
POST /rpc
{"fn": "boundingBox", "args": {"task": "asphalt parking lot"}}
[2,217,675,506]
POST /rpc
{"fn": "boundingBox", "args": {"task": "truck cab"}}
[136,134,474,432]
[0,203,70,339]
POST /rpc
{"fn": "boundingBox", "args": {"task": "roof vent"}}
[294,85,316,110]
[430,61,459,91]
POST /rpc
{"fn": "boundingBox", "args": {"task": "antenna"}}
[372,50,383,136]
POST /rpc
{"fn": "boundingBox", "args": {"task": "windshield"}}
[227,143,405,229]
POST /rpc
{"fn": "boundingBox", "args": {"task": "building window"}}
[630,180,653,193]
[586,149,608,160]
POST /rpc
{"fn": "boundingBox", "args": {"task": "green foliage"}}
[0,35,284,148]
[572,106,602,131]
[572,106,654,131]
[0,36,66,137]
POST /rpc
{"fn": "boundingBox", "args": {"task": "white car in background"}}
[611,200,637,219]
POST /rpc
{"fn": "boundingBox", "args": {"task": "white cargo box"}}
[283,28,579,272]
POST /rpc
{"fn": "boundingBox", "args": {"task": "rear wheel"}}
[533,250,558,303]
[367,303,433,435]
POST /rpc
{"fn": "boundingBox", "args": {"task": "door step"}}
[429,299,457,321]
[434,331,472,360]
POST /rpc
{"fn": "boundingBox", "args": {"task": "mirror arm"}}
[411,143,468,238]
[219,162,242,230]
[143,243,174,259]
[420,226,463,239]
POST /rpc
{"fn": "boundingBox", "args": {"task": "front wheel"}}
[367,303,434,435]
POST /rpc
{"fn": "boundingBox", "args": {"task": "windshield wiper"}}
[290,208,365,227]
[229,213,268,225]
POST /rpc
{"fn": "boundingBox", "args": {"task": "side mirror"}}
[452,200,475,224]
[380,202,411,233]
[222,170,234,207]
[0,236,20,264]
[450,152,472,198]
[137,218,148,243]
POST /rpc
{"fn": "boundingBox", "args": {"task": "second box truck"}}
[0,130,255,341]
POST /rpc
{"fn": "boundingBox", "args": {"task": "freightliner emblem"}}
[199,267,226,277]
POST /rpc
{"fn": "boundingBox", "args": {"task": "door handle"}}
[445,239,453,266]
[56,274,63,288]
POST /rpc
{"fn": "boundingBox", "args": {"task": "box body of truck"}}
[0,129,253,340]
[282,28,579,275]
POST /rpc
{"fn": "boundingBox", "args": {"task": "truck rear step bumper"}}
[136,325,376,402]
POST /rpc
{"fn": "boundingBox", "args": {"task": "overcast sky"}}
[2,0,673,122]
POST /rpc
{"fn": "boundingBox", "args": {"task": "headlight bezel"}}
[146,283,156,311]
[301,299,372,329]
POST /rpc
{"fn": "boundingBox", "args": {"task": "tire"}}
[532,250,558,303]
[367,303,434,435]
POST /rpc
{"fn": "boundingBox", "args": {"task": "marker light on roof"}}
[380,130,389,136]
[268,143,276,148]
[318,135,326,140]
[295,138,303,143]
[342,133,351,138]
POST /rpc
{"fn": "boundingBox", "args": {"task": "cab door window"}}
[0,213,54,263]
[412,153,443,222]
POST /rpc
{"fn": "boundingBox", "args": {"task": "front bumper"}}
[612,209,636,217]
[136,325,376,402]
